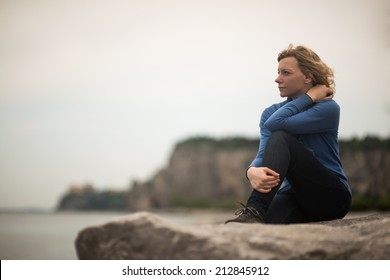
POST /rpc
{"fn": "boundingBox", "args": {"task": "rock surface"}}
[75,212,390,259]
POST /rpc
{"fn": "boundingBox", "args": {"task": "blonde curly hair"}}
[278,44,335,92]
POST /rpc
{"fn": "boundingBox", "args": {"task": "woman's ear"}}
[304,74,312,84]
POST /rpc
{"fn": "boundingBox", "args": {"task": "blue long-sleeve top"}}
[250,94,351,194]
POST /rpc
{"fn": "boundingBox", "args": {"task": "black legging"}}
[246,131,351,224]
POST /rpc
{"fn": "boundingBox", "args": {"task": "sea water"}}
[0,210,231,260]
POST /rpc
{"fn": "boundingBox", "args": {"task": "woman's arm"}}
[249,101,289,167]
[264,87,339,135]
[247,101,287,192]
[247,122,280,193]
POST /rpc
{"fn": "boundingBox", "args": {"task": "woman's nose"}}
[275,75,282,84]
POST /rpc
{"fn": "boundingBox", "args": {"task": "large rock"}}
[75,212,390,259]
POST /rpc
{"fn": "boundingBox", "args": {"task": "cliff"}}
[128,137,259,210]
[128,136,390,210]
[57,136,390,211]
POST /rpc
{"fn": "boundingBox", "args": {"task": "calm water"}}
[0,210,231,260]
[0,210,373,260]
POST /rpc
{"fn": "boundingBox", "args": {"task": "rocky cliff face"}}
[341,149,390,197]
[128,137,390,210]
[128,138,258,210]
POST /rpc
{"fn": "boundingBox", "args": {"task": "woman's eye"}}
[277,70,291,76]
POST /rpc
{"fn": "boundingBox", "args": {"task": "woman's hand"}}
[247,166,280,193]
[306,85,334,103]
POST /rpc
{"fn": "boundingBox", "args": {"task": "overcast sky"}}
[1,0,389,209]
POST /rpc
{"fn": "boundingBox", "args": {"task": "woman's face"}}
[275,56,312,99]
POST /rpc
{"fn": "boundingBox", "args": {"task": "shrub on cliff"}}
[57,184,128,211]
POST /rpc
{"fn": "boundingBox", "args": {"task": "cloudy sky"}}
[1,0,389,209]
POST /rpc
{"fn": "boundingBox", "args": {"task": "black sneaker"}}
[225,202,265,224]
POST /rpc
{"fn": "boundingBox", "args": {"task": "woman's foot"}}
[225,202,265,224]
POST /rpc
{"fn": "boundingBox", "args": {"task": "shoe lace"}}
[234,202,262,218]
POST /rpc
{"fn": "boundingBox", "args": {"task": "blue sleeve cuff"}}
[250,158,262,167]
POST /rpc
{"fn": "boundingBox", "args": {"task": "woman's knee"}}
[268,131,295,145]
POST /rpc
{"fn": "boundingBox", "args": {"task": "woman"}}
[226,44,352,224]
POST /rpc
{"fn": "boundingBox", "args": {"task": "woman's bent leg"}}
[246,131,351,222]
[265,189,309,224]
